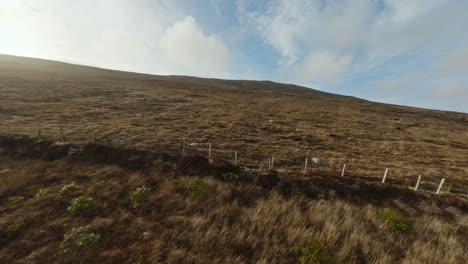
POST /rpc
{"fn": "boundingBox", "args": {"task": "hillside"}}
[0,55,467,263]
[1,55,467,186]
[1,136,467,263]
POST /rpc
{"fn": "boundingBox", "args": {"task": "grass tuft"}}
[293,237,332,264]
[67,196,94,216]
[378,209,411,232]
[60,181,78,193]
[35,187,52,198]
[187,177,208,199]
[60,226,101,253]
[129,186,151,208]
[7,223,20,236]
[8,195,25,203]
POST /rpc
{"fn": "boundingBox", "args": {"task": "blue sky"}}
[1,0,467,112]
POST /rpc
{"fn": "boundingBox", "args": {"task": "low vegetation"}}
[186,177,208,199]
[60,181,78,193]
[8,195,24,203]
[293,237,331,264]
[129,186,151,208]
[60,226,101,253]
[0,137,467,263]
[378,209,411,232]
[222,171,255,183]
[7,224,20,236]
[35,187,52,198]
[67,196,94,216]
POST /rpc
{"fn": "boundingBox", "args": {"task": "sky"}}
[0,0,467,112]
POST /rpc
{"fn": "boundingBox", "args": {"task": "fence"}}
[0,125,461,196]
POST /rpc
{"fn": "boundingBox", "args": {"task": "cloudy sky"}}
[1,0,467,112]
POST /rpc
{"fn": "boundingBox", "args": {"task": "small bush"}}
[60,181,78,193]
[67,196,94,216]
[35,187,52,198]
[7,224,20,236]
[9,195,25,203]
[293,237,331,264]
[187,177,208,199]
[378,209,411,232]
[61,226,101,253]
[129,186,152,208]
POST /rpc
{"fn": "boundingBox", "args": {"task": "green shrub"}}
[60,181,78,193]
[129,186,152,208]
[293,237,332,264]
[61,226,101,253]
[187,177,208,199]
[7,224,20,236]
[67,196,94,216]
[378,209,411,232]
[35,188,52,198]
[9,195,25,203]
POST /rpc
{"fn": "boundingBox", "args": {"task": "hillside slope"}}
[0,55,467,263]
[0,136,467,263]
[1,54,467,187]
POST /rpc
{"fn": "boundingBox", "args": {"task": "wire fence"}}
[0,124,463,196]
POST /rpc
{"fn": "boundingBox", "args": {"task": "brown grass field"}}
[0,55,467,263]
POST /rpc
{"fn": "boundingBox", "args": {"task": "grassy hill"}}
[0,55,467,263]
[1,55,466,187]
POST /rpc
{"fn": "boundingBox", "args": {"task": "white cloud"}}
[319,1,373,52]
[238,0,369,64]
[236,0,468,111]
[238,0,317,66]
[382,0,445,24]
[160,16,229,76]
[238,0,468,78]
[369,44,468,112]
[0,0,230,78]
[293,50,353,84]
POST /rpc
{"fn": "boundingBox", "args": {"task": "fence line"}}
[0,125,458,196]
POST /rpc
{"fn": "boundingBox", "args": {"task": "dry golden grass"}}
[1,55,467,190]
[0,137,467,263]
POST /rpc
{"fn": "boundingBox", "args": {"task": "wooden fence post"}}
[341,164,346,177]
[208,143,212,159]
[234,151,238,166]
[414,175,422,191]
[436,178,445,194]
[382,168,389,183]
[304,158,308,174]
[37,129,41,139]
[60,129,65,143]
[271,157,274,170]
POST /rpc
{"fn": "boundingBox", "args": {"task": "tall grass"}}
[0,155,466,263]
